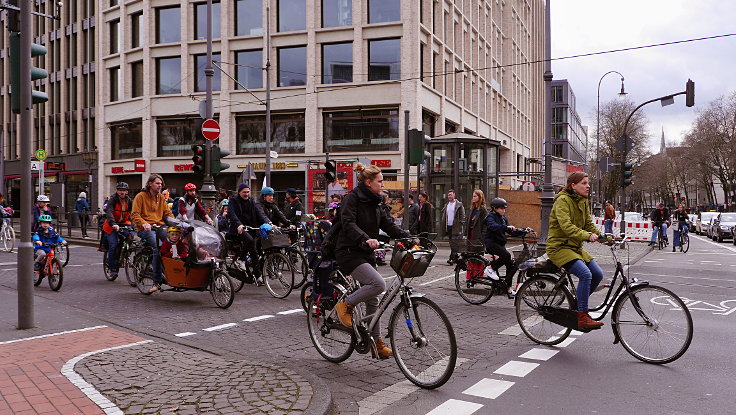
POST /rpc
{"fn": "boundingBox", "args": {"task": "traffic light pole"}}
[202,0,216,214]
[403,110,410,231]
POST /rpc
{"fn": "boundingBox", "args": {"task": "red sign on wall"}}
[371,159,391,168]
[175,164,194,171]
[135,159,146,172]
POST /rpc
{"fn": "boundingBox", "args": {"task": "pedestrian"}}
[604,200,615,234]
[402,194,419,235]
[417,192,433,236]
[76,191,91,238]
[440,189,465,264]
[466,189,488,243]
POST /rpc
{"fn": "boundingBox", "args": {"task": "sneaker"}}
[334,300,354,328]
[255,277,264,286]
[506,288,516,299]
[484,266,499,281]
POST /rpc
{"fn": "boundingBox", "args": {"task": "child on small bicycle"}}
[160,226,188,260]
[483,197,526,298]
[33,215,67,272]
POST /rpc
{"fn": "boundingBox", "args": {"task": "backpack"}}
[171,197,181,217]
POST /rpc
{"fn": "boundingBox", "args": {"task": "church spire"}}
[660,127,666,154]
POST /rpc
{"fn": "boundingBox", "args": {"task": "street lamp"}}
[81,150,97,205]
[596,71,626,209]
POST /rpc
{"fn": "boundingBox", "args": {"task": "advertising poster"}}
[307,163,354,215]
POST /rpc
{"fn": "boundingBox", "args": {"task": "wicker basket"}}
[389,238,437,279]
[449,238,485,254]
[260,232,291,250]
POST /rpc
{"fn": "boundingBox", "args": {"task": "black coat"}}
[335,184,409,274]
[227,195,268,235]
[466,206,488,241]
[417,202,434,234]
[256,197,290,227]
[403,202,420,234]
[650,208,670,224]
[484,211,523,246]
[283,197,304,225]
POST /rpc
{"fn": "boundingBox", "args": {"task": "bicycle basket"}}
[260,231,291,250]
[511,241,537,263]
[449,238,485,254]
[390,237,437,279]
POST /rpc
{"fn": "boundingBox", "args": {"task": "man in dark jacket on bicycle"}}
[283,188,304,226]
[228,183,269,279]
[648,203,670,246]
[102,182,133,279]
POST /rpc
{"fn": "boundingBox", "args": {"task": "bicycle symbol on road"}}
[651,296,736,316]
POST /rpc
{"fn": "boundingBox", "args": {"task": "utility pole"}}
[264,6,272,187]
[538,0,554,249]
[201,0,216,212]
[403,110,410,230]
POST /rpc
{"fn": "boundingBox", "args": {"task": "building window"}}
[156,57,181,94]
[109,67,120,102]
[369,0,400,23]
[131,12,143,48]
[422,110,436,137]
[552,107,567,123]
[131,61,144,98]
[445,120,458,134]
[111,121,143,160]
[235,50,263,89]
[323,108,399,152]
[235,113,306,155]
[368,38,400,81]
[322,0,352,27]
[236,0,262,36]
[552,85,563,102]
[109,19,119,54]
[156,7,180,44]
[195,2,221,40]
[157,118,210,157]
[278,0,306,32]
[552,125,567,140]
[194,53,221,92]
[278,46,307,87]
[322,42,352,84]
[552,143,563,157]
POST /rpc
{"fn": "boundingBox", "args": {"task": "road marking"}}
[243,314,275,322]
[277,309,303,315]
[498,324,523,336]
[203,323,238,331]
[640,273,736,283]
[67,262,104,267]
[174,332,197,337]
[426,399,483,415]
[420,273,455,286]
[499,315,544,336]
[558,328,584,335]
[463,378,515,400]
[519,348,559,361]
[493,360,539,377]
[692,235,736,253]
[554,337,577,348]
[0,325,107,345]
[0,261,17,265]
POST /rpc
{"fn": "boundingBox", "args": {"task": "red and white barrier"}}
[593,218,652,241]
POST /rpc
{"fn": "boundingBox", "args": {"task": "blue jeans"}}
[604,219,613,234]
[106,228,132,273]
[566,259,604,311]
[651,223,668,242]
[673,224,688,247]
[138,229,164,285]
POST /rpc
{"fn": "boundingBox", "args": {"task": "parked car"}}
[696,211,719,235]
[687,214,697,229]
[711,212,736,242]
[706,217,719,240]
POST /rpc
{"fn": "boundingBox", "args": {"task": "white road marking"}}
[243,315,274,322]
[426,399,483,415]
[519,348,559,361]
[420,273,455,286]
[498,324,523,336]
[67,263,104,267]
[174,332,197,337]
[554,337,577,348]
[203,323,238,331]
[277,309,304,315]
[558,328,584,335]
[493,360,539,377]
[463,378,515,400]
[0,325,107,345]
[640,273,736,283]
[692,235,736,253]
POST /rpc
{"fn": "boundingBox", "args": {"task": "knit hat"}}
[79,192,87,199]
[237,183,250,192]
[286,188,298,196]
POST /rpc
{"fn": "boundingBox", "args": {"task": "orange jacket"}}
[131,191,174,231]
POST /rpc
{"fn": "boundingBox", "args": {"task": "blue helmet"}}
[261,187,274,195]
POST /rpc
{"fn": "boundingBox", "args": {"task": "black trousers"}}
[486,242,517,287]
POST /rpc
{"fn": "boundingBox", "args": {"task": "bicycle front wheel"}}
[134,254,154,295]
[455,256,494,305]
[389,296,457,389]
[2,225,15,252]
[48,258,64,291]
[680,233,689,253]
[103,254,117,281]
[306,297,355,363]
[515,275,575,345]
[300,281,313,311]
[288,248,309,290]
[56,244,70,267]
[124,255,137,287]
[210,270,235,309]
[613,284,693,364]
[262,252,295,299]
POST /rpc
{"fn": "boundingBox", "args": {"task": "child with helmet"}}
[33,215,67,272]
[483,197,525,298]
[160,226,188,260]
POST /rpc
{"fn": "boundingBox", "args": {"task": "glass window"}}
[322,42,352,84]
[156,57,181,94]
[422,110,436,137]
[552,125,567,140]
[278,0,306,32]
[195,53,221,92]
[322,0,352,28]
[236,0,262,36]
[552,107,567,123]
[195,2,221,40]
[431,145,451,172]
[109,19,119,54]
[235,50,263,89]
[323,108,399,152]
[131,12,143,48]
[111,121,143,160]
[156,7,180,44]
[369,0,400,23]
[109,67,120,102]
[278,46,307,87]
[368,38,400,81]
[459,143,484,172]
[157,119,211,157]
[552,85,563,102]
[235,113,306,155]
[131,61,144,98]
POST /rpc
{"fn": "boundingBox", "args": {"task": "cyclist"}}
[672,203,689,252]
[648,203,670,247]
[216,200,230,233]
[227,183,269,281]
[547,171,604,330]
[283,188,304,226]
[177,183,214,226]
[33,195,52,233]
[33,215,67,272]
[256,187,290,228]
[131,174,176,293]
[102,182,133,279]
[483,197,525,299]
[160,226,188,260]
[334,163,411,359]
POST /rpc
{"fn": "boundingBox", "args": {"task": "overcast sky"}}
[550,0,736,152]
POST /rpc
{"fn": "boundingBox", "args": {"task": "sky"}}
[550,0,736,153]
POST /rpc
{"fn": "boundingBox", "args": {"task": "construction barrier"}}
[594,218,652,241]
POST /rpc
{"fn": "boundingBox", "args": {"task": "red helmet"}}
[184,183,197,191]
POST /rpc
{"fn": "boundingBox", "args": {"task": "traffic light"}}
[324,160,337,183]
[191,144,206,174]
[685,79,695,107]
[621,162,634,187]
[212,145,230,175]
[408,129,432,165]
[10,32,48,114]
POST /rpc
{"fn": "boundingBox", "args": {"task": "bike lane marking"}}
[203,323,238,331]
[420,273,456,286]
[426,399,484,415]
[692,235,736,253]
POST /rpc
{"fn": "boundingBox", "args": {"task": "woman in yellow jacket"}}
[546,172,604,330]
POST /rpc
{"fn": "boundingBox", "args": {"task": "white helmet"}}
[37,195,50,202]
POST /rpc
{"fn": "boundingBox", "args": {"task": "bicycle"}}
[654,222,668,250]
[286,225,310,290]
[102,226,137,286]
[515,234,693,364]
[453,228,537,305]
[33,243,64,291]
[672,222,689,253]
[55,242,70,267]
[306,237,457,389]
[0,218,16,253]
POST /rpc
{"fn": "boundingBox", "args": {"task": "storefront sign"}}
[135,159,146,172]
[174,164,194,171]
[371,159,391,168]
[112,160,145,174]
[45,162,66,170]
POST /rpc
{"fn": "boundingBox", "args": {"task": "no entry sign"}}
[201,119,220,140]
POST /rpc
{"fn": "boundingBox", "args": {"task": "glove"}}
[260,223,273,237]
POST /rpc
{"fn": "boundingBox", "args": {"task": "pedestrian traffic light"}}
[324,160,337,183]
[191,144,206,174]
[408,129,432,166]
[685,79,695,107]
[212,145,230,175]
[621,162,634,187]
[9,32,48,114]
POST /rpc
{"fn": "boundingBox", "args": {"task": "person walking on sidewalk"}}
[546,171,604,330]
[466,189,488,243]
[417,192,433,236]
[402,194,420,235]
[76,192,91,239]
[604,200,616,234]
[441,189,465,264]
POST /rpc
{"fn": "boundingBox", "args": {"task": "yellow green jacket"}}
[546,190,599,267]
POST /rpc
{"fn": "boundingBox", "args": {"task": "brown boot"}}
[577,311,604,330]
[335,300,354,328]
[373,338,393,359]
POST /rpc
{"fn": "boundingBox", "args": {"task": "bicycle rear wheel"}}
[613,284,693,364]
[680,233,689,253]
[262,252,295,299]
[515,275,575,345]
[300,281,313,311]
[48,258,64,291]
[454,256,494,305]
[103,254,117,281]
[2,225,15,252]
[389,296,457,389]
[306,297,355,363]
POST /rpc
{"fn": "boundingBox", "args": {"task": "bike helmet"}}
[490,197,508,209]
[261,186,274,195]
[38,214,53,223]
[37,195,50,202]
[184,183,197,191]
[168,226,182,233]
[116,182,129,190]
[221,200,229,206]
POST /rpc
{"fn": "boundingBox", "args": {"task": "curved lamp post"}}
[596,71,626,207]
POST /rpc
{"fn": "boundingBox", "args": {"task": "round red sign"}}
[201,119,220,140]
